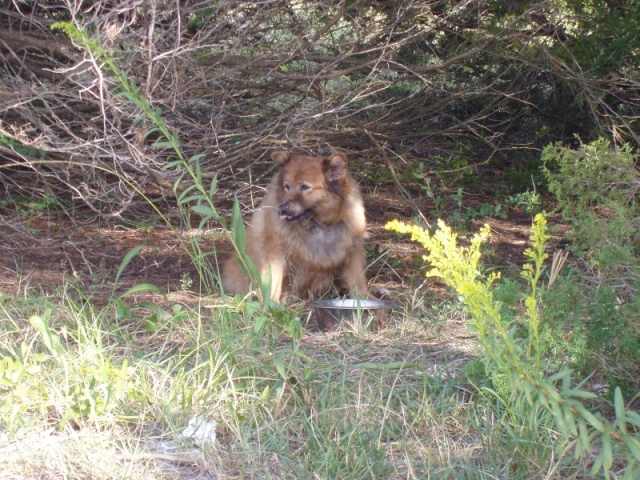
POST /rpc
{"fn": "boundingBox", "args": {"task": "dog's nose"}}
[278,203,291,217]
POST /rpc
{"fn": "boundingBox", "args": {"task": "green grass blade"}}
[113,245,144,289]
[120,283,164,298]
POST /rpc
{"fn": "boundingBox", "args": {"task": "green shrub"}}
[542,138,640,281]
[540,271,640,393]
[538,270,590,368]
[542,139,640,393]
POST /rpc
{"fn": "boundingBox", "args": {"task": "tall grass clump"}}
[0,292,160,478]
[0,283,309,477]
[387,215,640,479]
[0,305,135,432]
[2,285,494,478]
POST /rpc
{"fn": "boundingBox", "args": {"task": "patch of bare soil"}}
[0,206,220,301]
[0,187,554,295]
[0,186,565,344]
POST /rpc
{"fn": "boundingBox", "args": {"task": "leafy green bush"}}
[542,138,640,393]
[540,272,640,396]
[542,139,640,281]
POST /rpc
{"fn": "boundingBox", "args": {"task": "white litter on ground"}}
[180,415,217,447]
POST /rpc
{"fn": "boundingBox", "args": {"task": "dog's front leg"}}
[340,247,369,299]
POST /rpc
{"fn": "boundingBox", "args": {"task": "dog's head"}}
[271,151,349,224]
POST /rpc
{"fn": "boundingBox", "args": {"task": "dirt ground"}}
[0,184,561,311]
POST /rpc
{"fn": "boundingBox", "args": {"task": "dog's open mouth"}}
[279,208,313,222]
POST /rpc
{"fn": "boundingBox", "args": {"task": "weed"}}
[0,194,59,215]
[179,272,193,292]
[505,189,544,214]
[447,187,507,228]
[0,307,136,431]
[0,131,46,160]
[387,214,640,479]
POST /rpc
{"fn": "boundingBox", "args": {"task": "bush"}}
[542,139,640,288]
[542,139,640,393]
[541,270,640,395]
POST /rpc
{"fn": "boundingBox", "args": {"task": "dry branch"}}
[0,0,638,220]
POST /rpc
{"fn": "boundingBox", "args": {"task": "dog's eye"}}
[299,184,311,192]
[283,183,290,192]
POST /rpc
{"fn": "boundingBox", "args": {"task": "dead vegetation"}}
[2,1,639,220]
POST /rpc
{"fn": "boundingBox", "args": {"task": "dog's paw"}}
[370,287,391,300]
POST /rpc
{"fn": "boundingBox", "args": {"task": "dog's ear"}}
[271,151,289,164]
[323,153,347,182]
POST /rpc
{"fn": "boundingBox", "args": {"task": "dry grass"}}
[0,271,498,480]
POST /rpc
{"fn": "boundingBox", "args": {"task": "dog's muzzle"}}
[278,203,313,222]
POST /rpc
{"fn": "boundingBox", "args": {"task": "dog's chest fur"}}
[283,219,354,268]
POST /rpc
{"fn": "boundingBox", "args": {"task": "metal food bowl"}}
[310,298,395,331]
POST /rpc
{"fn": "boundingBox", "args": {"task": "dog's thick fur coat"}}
[222,151,368,302]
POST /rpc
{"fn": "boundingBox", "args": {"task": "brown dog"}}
[222,151,368,302]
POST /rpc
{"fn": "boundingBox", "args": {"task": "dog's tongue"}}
[280,209,312,222]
